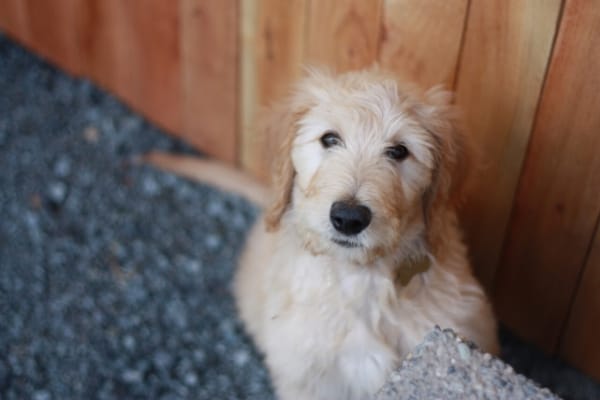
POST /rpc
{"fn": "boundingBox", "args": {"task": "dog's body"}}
[236,216,497,400]
[232,69,498,400]
[156,68,498,400]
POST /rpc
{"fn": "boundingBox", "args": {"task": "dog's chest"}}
[265,254,401,397]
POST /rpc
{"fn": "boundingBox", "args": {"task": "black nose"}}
[330,201,372,236]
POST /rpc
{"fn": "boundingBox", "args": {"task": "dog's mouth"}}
[331,238,362,248]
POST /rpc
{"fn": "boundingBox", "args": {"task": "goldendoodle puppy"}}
[234,68,498,400]
[147,67,499,400]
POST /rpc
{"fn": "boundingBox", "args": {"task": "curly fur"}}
[234,68,498,400]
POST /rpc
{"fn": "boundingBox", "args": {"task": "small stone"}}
[83,126,100,142]
[53,156,72,177]
[47,181,68,204]
[121,369,143,383]
[29,193,42,209]
[231,212,247,229]
[153,351,173,370]
[182,259,201,274]
[142,175,160,196]
[206,201,224,216]
[193,350,206,364]
[184,371,198,386]
[33,390,51,400]
[232,349,250,367]
[457,342,471,361]
[122,335,136,351]
[204,234,221,250]
[165,300,188,329]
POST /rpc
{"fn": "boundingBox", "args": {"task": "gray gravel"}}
[376,327,559,400]
[1,33,599,400]
[0,35,270,400]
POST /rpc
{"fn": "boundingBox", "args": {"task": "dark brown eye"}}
[320,131,342,148]
[385,144,410,161]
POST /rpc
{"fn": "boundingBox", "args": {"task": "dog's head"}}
[264,68,472,263]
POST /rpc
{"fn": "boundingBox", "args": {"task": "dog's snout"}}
[330,201,372,236]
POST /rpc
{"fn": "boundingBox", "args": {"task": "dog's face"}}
[265,69,470,263]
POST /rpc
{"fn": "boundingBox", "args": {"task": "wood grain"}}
[180,0,238,163]
[0,1,84,75]
[240,0,307,180]
[306,0,383,72]
[494,0,600,353]
[81,0,182,134]
[380,0,468,88]
[125,0,182,134]
[560,219,600,380]
[0,0,31,43]
[23,0,85,75]
[455,0,562,291]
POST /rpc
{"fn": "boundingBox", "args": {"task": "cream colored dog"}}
[149,68,498,400]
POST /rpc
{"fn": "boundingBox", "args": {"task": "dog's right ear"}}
[263,101,307,232]
[263,68,331,231]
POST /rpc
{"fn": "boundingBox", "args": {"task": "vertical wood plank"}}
[180,0,238,163]
[81,1,138,103]
[380,0,468,88]
[240,0,307,180]
[79,1,182,134]
[126,0,182,134]
[494,0,600,353]
[455,0,562,291]
[560,220,600,380]
[0,1,85,76]
[23,0,85,75]
[0,0,31,42]
[76,0,119,91]
[305,0,382,72]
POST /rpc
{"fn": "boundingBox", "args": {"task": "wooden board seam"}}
[450,0,472,92]
[556,211,600,353]
[489,0,565,290]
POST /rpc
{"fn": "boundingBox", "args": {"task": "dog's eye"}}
[320,131,342,148]
[385,144,410,161]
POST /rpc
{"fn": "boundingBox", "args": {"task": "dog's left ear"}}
[413,87,475,243]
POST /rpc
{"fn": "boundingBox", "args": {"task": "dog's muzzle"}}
[329,201,372,236]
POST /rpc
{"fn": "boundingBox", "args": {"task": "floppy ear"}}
[414,88,475,246]
[262,68,332,230]
[263,100,309,231]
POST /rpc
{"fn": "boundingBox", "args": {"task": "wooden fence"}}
[1,0,599,380]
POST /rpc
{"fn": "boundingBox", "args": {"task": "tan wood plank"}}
[380,0,468,88]
[77,1,124,92]
[180,0,238,163]
[560,220,600,380]
[23,0,85,76]
[0,1,84,75]
[125,0,182,134]
[0,0,31,42]
[494,0,600,353]
[240,0,307,180]
[305,0,383,72]
[455,0,562,291]
[78,1,182,134]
